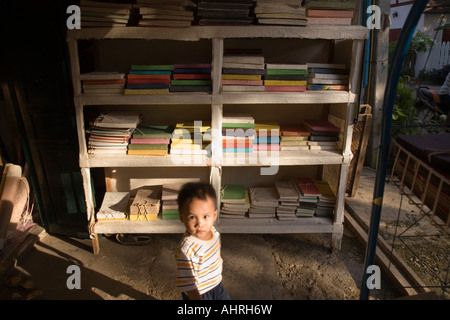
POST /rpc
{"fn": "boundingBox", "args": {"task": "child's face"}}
[180,196,217,241]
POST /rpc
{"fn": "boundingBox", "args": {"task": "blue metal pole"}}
[359,0,429,300]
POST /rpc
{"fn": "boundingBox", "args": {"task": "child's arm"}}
[185,289,202,300]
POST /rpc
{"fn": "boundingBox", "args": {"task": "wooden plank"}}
[344,210,419,296]
[67,25,369,41]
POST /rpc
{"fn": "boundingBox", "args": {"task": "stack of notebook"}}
[222,50,265,92]
[275,180,299,220]
[96,192,130,221]
[170,63,212,93]
[254,0,307,26]
[87,112,142,155]
[136,0,195,27]
[279,125,310,151]
[129,186,162,221]
[171,121,211,155]
[305,0,355,26]
[80,72,126,95]
[306,63,349,91]
[314,180,336,218]
[80,0,133,28]
[264,63,308,92]
[294,177,320,217]
[128,124,174,156]
[161,183,183,220]
[302,119,339,151]
[253,121,280,151]
[125,65,173,95]
[222,114,255,154]
[220,184,249,219]
[248,187,278,219]
[196,0,255,25]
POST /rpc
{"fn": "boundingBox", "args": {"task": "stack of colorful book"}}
[279,125,310,151]
[222,50,265,92]
[161,183,183,220]
[314,180,336,218]
[171,121,211,155]
[170,63,212,93]
[222,114,255,154]
[80,72,126,95]
[264,63,308,92]
[302,119,339,151]
[128,124,173,156]
[87,112,142,155]
[80,0,133,28]
[220,184,249,219]
[253,121,280,151]
[294,177,320,217]
[248,187,278,219]
[196,0,255,26]
[125,65,173,95]
[254,0,307,26]
[136,0,195,27]
[275,180,299,220]
[305,0,355,26]
[306,63,349,91]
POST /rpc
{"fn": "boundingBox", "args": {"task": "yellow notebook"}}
[222,74,262,80]
[264,80,307,86]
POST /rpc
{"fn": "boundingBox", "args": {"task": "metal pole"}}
[360,0,429,300]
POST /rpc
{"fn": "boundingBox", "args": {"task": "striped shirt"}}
[175,227,223,295]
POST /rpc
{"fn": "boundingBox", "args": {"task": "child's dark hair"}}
[177,182,218,214]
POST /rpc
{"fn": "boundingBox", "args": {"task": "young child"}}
[175,182,230,300]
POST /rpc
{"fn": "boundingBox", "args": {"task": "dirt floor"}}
[0,168,448,300]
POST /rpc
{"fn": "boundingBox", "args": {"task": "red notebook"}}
[302,119,340,133]
[295,177,321,197]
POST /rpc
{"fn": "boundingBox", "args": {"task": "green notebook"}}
[221,184,246,204]
[133,125,174,138]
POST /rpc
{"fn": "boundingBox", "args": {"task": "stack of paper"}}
[87,112,142,155]
[80,0,133,28]
[170,63,212,92]
[96,192,130,221]
[171,121,211,155]
[302,119,339,151]
[275,180,299,220]
[136,0,195,27]
[279,125,310,151]
[305,0,356,26]
[161,183,183,220]
[253,121,280,151]
[294,177,320,217]
[80,72,126,95]
[314,180,336,218]
[125,65,173,95]
[248,187,278,219]
[129,186,162,221]
[128,125,174,156]
[306,63,349,91]
[220,184,249,219]
[196,0,255,26]
[222,114,255,153]
[264,63,308,92]
[222,50,265,92]
[254,0,307,26]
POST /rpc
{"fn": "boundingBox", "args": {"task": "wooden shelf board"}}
[81,150,343,168]
[93,216,334,234]
[67,25,369,41]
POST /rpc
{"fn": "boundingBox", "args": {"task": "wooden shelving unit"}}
[66,25,368,254]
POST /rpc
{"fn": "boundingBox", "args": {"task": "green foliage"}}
[391,75,421,138]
